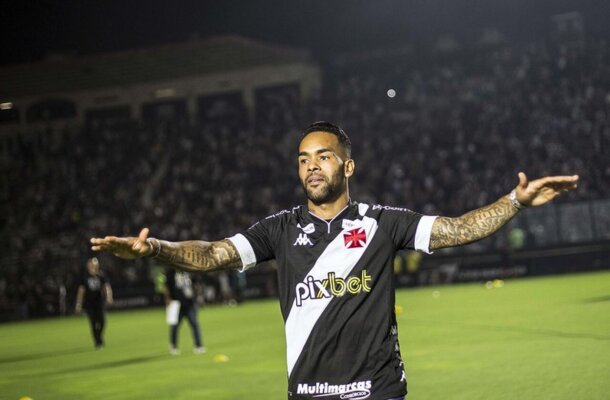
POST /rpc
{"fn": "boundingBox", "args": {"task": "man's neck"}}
[307,193,350,220]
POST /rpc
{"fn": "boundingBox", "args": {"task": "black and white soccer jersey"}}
[228,201,436,400]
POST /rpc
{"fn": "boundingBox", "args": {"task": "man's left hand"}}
[515,172,579,207]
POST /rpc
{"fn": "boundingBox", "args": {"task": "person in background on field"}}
[164,268,206,355]
[75,257,113,349]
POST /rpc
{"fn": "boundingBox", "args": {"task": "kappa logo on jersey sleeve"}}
[294,223,315,246]
[344,228,367,248]
[297,222,315,234]
[294,233,313,246]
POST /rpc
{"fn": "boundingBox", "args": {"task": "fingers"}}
[90,242,120,253]
[538,175,579,184]
[535,175,579,191]
[138,227,150,242]
[90,236,124,251]
[89,228,152,256]
[518,172,528,189]
[90,236,120,245]
[89,236,129,254]
[90,228,151,246]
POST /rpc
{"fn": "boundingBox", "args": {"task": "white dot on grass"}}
[432,290,440,299]
[387,89,396,98]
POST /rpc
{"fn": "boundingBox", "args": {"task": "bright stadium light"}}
[386,89,396,98]
[0,102,13,110]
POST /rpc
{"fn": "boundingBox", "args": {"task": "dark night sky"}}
[1,0,609,67]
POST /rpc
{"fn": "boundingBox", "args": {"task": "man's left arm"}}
[429,172,579,250]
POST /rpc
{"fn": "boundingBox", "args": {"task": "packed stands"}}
[1,37,609,319]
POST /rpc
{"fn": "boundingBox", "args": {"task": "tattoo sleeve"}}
[429,195,519,250]
[153,239,243,272]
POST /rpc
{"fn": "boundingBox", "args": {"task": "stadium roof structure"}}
[0,36,313,99]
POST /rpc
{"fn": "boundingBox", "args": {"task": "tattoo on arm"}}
[154,239,243,272]
[429,195,519,250]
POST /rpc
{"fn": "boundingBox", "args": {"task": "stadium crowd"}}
[1,38,609,319]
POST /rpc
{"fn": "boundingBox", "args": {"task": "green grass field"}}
[1,271,609,400]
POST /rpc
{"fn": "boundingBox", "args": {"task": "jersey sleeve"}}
[376,206,437,253]
[227,213,287,271]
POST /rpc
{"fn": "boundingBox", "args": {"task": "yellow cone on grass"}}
[213,354,229,363]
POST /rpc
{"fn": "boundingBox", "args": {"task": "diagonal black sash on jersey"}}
[285,210,378,377]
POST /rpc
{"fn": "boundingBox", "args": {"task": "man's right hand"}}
[90,228,152,259]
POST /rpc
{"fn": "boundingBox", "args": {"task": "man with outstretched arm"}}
[91,122,578,400]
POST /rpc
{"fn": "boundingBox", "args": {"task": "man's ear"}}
[344,159,355,178]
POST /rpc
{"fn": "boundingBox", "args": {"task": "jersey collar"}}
[304,201,360,233]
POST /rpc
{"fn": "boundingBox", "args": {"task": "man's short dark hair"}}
[302,121,352,158]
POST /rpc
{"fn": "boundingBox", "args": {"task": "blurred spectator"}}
[75,257,113,348]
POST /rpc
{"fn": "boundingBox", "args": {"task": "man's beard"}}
[301,169,346,206]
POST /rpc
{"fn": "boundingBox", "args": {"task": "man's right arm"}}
[150,239,242,272]
[90,228,243,273]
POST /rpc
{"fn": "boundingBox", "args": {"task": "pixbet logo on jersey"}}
[344,228,367,248]
[295,271,372,307]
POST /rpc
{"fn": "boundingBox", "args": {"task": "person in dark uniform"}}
[75,257,113,348]
[164,268,205,355]
[91,122,578,399]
